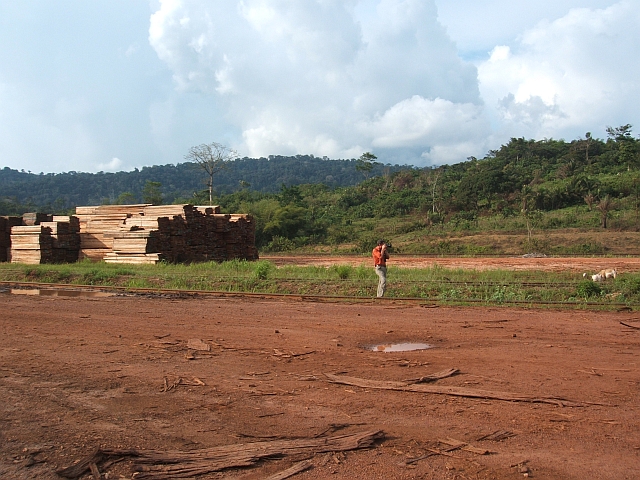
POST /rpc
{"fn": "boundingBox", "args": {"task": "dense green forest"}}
[213,126,640,251]
[0,155,403,213]
[2,125,640,254]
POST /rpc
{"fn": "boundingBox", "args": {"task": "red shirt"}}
[372,245,388,266]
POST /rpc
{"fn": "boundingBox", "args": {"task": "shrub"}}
[576,280,602,298]
[254,261,273,280]
[264,236,296,252]
[333,264,352,280]
[354,264,370,279]
[562,242,606,255]
[620,277,640,296]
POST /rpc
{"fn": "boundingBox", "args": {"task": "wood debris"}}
[476,430,516,442]
[401,437,493,466]
[264,460,313,480]
[438,438,492,455]
[186,338,211,351]
[162,376,206,392]
[56,429,384,479]
[272,349,316,359]
[620,321,640,330]
[403,367,459,384]
[325,372,589,407]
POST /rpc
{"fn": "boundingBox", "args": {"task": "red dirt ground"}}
[1,257,640,479]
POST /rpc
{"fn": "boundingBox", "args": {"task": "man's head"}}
[377,239,385,246]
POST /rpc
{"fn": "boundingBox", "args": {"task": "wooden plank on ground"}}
[324,373,588,407]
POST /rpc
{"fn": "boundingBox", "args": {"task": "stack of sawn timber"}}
[75,204,149,261]
[0,216,23,262]
[75,204,257,265]
[9,216,80,264]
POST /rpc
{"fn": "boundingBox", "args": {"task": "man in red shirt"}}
[372,239,389,298]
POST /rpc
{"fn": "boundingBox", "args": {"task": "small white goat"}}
[598,268,617,279]
[583,269,617,282]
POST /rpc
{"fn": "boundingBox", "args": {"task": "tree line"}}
[0,154,403,214]
[2,125,639,251]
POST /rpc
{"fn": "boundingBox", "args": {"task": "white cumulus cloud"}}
[97,157,123,172]
[478,0,640,141]
[1,1,638,174]
[148,0,484,166]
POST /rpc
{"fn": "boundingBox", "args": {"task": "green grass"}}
[1,260,638,309]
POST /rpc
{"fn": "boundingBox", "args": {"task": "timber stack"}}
[9,216,80,264]
[76,204,149,261]
[0,216,23,262]
[1,204,257,265]
[81,204,257,264]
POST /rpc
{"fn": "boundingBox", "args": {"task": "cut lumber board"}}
[79,248,112,261]
[75,205,149,215]
[103,253,161,264]
[325,373,588,407]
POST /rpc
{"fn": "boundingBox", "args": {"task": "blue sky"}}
[0,0,637,173]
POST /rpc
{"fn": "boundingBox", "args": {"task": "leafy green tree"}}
[115,192,136,205]
[185,142,238,205]
[606,124,633,142]
[356,152,377,180]
[278,184,304,206]
[606,124,638,170]
[263,205,309,240]
[142,181,163,205]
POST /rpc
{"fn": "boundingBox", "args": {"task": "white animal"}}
[583,269,617,282]
[598,268,617,279]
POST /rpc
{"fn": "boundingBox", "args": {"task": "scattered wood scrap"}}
[476,430,516,442]
[403,367,459,384]
[272,349,316,359]
[402,437,491,466]
[186,338,211,351]
[264,459,313,480]
[56,429,384,479]
[161,376,206,392]
[438,438,492,455]
[325,373,588,407]
[620,321,640,330]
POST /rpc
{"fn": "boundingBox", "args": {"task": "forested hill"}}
[0,155,404,212]
[2,125,639,222]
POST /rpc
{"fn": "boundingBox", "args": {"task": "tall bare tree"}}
[185,143,238,205]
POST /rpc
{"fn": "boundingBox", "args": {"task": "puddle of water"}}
[7,288,114,298]
[367,343,433,352]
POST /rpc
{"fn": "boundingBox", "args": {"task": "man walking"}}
[372,239,389,297]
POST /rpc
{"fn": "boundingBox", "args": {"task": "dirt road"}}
[262,255,640,273]
[2,286,639,479]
